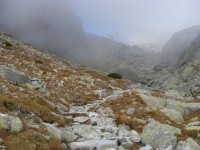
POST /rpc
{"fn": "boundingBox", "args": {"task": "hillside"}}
[0,31,200,150]
[149,28,200,99]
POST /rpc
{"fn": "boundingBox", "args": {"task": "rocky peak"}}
[161,25,200,66]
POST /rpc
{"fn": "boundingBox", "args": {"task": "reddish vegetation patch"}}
[101,91,183,133]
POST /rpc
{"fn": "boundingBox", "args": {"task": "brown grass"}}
[0,95,66,127]
[1,130,49,150]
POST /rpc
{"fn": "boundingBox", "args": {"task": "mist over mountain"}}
[1,1,200,149]
[161,25,200,66]
[0,0,200,83]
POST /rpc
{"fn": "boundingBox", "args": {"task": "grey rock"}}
[118,146,127,150]
[129,130,141,143]
[139,145,153,150]
[73,116,89,123]
[9,116,23,132]
[165,90,183,99]
[58,104,69,112]
[121,139,134,149]
[185,121,200,131]
[176,138,200,150]
[141,121,181,149]
[69,140,97,150]
[118,125,130,137]
[126,108,135,114]
[190,117,199,123]
[160,108,184,124]
[139,94,200,116]
[104,107,113,115]
[104,126,118,135]
[0,113,23,132]
[60,130,75,143]
[61,143,67,150]
[91,116,116,127]
[4,68,29,84]
[43,123,62,139]
[97,108,105,115]
[0,114,9,130]
[73,125,102,139]
[96,140,118,150]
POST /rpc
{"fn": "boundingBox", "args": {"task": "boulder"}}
[165,90,183,99]
[139,94,200,115]
[141,121,181,149]
[69,140,97,150]
[160,108,184,124]
[72,125,102,139]
[129,130,141,143]
[118,125,131,137]
[9,116,23,132]
[73,116,89,123]
[96,140,118,150]
[60,130,75,143]
[176,138,200,150]
[120,139,134,149]
[0,113,23,132]
[61,143,67,150]
[139,145,153,150]
[185,121,200,131]
[4,68,29,84]
[43,123,62,139]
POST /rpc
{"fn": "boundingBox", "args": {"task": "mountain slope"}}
[150,32,200,98]
[161,25,200,67]
[1,31,200,149]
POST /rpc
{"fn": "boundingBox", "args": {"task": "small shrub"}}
[107,73,122,79]
[35,59,43,64]
[4,41,12,47]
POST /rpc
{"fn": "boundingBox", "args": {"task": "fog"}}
[0,0,200,82]
[0,0,200,47]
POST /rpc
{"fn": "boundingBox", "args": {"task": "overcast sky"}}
[0,0,200,46]
[69,0,200,45]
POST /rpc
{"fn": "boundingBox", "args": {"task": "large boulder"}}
[176,138,200,150]
[160,108,184,124]
[139,94,200,116]
[141,121,181,149]
[0,113,23,132]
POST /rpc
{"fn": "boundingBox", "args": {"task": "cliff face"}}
[1,30,200,150]
[150,32,200,97]
[161,25,200,67]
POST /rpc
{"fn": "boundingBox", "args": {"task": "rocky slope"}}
[149,29,200,99]
[161,25,200,67]
[0,31,200,150]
